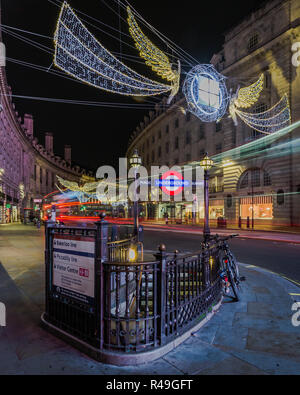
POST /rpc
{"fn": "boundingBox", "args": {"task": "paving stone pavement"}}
[0,224,299,375]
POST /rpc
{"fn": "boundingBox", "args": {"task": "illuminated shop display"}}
[183,64,229,123]
[54,2,172,97]
[240,196,273,220]
[127,6,180,102]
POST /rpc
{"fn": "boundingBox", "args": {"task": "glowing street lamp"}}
[200,153,214,241]
[130,149,142,237]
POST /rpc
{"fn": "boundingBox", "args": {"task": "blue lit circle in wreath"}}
[183,64,229,123]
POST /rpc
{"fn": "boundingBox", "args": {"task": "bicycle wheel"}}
[229,253,243,293]
[226,259,240,301]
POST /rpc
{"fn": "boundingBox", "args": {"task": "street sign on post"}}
[52,234,96,305]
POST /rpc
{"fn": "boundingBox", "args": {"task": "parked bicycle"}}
[213,234,245,301]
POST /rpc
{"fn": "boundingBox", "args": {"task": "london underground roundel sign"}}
[160,170,184,196]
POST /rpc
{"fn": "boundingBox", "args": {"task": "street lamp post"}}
[129,149,142,238]
[200,153,214,242]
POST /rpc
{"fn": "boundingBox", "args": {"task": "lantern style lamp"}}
[129,149,142,168]
[200,153,214,241]
[129,149,142,237]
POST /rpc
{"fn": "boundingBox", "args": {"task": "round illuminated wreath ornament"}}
[183,64,229,123]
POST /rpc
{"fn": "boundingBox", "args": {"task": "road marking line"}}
[239,262,300,288]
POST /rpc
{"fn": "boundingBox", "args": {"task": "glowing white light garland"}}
[54,2,172,97]
[235,94,291,134]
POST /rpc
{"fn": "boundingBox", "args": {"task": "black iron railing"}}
[43,215,222,362]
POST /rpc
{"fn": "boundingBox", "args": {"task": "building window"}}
[186,130,191,145]
[263,171,271,186]
[216,122,222,133]
[186,112,191,122]
[151,151,155,162]
[186,153,191,162]
[265,72,271,89]
[232,129,236,145]
[198,124,205,140]
[248,32,259,51]
[158,130,162,139]
[251,169,261,187]
[34,165,37,181]
[240,173,249,189]
[166,124,169,134]
[40,168,43,184]
[174,136,179,150]
[227,195,233,208]
[46,171,49,186]
[175,118,179,128]
[199,149,205,159]
[216,143,222,154]
[277,190,285,206]
[147,154,149,165]
[158,146,161,158]
[250,129,261,141]
[165,142,169,154]
[152,135,155,144]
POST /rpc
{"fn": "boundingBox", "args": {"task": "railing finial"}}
[99,212,106,220]
[158,244,166,252]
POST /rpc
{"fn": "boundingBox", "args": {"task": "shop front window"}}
[240,196,273,219]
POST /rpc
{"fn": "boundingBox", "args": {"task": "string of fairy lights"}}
[54,3,172,97]
[2,0,292,137]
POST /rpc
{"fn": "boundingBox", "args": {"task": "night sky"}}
[2,0,266,172]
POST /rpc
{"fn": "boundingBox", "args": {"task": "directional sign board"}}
[52,235,95,305]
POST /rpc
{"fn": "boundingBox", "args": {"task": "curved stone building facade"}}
[0,32,93,223]
[127,0,300,229]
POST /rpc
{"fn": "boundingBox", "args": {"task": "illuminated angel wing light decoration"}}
[229,74,264,125]
[127,6,180,103]
[54,2,172,97]
[234,94,291,134]
[56,175,100,203]
[229,74,291,134]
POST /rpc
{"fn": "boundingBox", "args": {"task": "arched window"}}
[263,171,272,186]
[239,172,249,189]
[227,195,233,208]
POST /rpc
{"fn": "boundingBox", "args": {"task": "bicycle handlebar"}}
[212,234,239,242]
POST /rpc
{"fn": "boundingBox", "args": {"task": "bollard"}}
[238,216,242,228]
[247,216,250,229]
